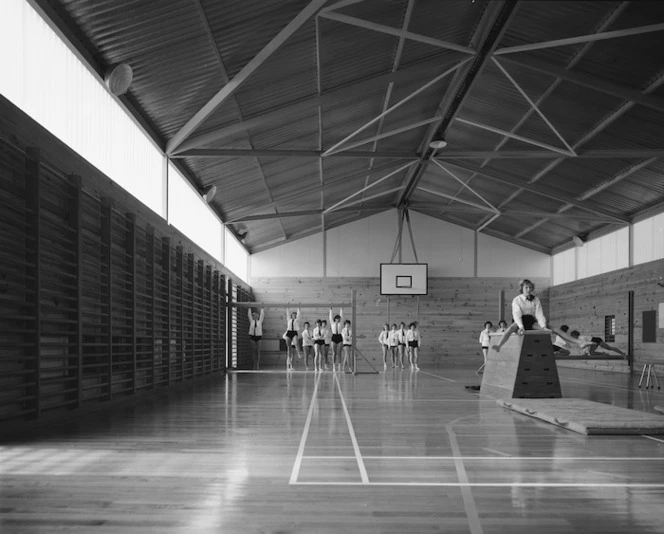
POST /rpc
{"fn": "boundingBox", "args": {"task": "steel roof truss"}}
[166,0,328,154]
[494,22,664,56]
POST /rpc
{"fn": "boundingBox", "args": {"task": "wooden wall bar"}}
[550,259,664,371]
[0,96,248,423]
[251,277,549,367]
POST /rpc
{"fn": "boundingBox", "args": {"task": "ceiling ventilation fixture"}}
[429,139,448,150]
[104,63,133,95]
[203,185,217,203]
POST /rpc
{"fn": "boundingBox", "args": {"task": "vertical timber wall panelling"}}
[549,258,664,371]
[234,285,255,370]
[0,97,251,424]
[251,277,549,367]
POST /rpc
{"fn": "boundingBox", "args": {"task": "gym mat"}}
[499,398,664,435]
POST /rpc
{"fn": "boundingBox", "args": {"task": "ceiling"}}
[32,0,664,254]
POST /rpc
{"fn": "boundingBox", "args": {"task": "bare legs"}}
[323,344,330,370]
[313,344,322,371]
[303,346,313,370]
[249,339,261,370]
[331,342,341,371]
[477,347,488,374]
[492,322,520,352]
[399,345,406,369]
[341,345,352,373]
[381,344,388,371]
[409,346,419,370]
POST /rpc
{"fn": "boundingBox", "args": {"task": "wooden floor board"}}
[2,366,664,532]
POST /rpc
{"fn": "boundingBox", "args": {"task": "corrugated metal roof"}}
[42,0,664,253]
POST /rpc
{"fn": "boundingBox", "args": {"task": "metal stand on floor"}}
[638,363,660,389]
[353,347,379,375]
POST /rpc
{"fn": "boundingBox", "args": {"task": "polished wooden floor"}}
[2,365,664,533]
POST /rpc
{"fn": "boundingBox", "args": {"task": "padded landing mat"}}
[499,398,664,435]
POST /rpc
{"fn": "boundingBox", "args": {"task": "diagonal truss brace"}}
[323,161,416,214]
[323,58,472,157]
[166,0,328,154]
[319,11,477,54]
[494,22,664,56]
[432,159,499,213]
[455,117,575,156]
[492,57,576,156]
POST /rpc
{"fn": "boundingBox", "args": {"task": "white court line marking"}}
[446,422,483,534]
[302,455,664,461]
[643,435,664,444]
[419,370,456,382]
[291,482,664,488]
[334,372,369,484]
[289,372,321,484]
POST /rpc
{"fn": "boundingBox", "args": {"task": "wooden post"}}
[628,290,634,369]
[25,148,41,418]
[102,198,113,400]
[163,237,171,385]
[128,213,137,393]
[177,246,184,381]
[498,290,505,323]
[71,175,83,408]
[226,275,232,369]
[147,225,156,389]
[351,288,356,372]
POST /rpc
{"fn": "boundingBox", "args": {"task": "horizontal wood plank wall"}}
[251,277,549,367]
[0,96,250,424]
[550,259,664,371]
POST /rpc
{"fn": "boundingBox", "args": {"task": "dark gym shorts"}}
[552,345,562,352]
[522,314,536,330]
[591,336,603,344]
[314,339,325,345]
[332,334,343,343]
[398,343,406,346]
[249,335,262,342]
[408,340,419,348]
[286,330,297,339]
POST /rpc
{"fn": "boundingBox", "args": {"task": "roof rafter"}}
[171,149,419,159]
[512,70,664,238]
[396,0,521,207]
[437,149,664,159]
[471,1,630,231]
[499,56,664,115]
[318,11,476,54]
[455,117,574,156]
[166,0,328,154]
[442,160,629,223]
[494,22,664,55]
[323,58,471,156]
[172,60,456,153]
[231,205,388,222]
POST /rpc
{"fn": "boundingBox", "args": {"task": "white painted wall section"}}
[251,209,553,281]
[251,232,325,278]
[326,210,397,277]
[477,233,550,278]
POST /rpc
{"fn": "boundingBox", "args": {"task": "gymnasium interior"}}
[2,0,664,532]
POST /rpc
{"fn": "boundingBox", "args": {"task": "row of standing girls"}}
[283,308,353,372]
[378,322,422,371]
